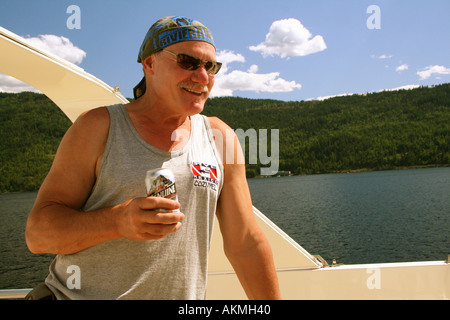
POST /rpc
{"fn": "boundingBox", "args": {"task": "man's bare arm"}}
[210,117,281,299]
[25,108,183,255]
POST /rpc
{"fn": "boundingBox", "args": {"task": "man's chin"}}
[184,95,208,114]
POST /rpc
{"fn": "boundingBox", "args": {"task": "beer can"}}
[145,168,179,212]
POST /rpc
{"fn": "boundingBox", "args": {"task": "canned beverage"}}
[145,168,179,212]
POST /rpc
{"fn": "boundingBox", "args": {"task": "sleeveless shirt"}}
[45,104,223,299]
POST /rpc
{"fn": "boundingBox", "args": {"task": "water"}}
[0,192,54,290]
[248,167,449,265]
[0,168,449,290]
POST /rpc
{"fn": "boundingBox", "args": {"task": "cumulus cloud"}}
[0,34,86,93]
[24,34,86,64]
[396,64,409,72]
[210,50,302,97]
[213,70,302,96]
[215,50,245,74]
[249,18,327,58]
[417,65,450,80]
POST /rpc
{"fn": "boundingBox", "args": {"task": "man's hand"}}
[118,197,184,241]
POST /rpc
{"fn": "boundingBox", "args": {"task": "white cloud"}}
[371,54,393,59]
[311,93,353,101]
[213,70,302,96]
[249,18,327,58]
[0,34,86,93]
[210,50,302,97]
[381,84,420,91]
[215,50,245,74]
[0,73,41,93]
[247,64,259,73]
[24,34,86,64]
[308,84,420,101]
[396,64,409,72]
[417,65,450,80]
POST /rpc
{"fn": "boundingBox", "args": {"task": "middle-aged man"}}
[25,16,280,300]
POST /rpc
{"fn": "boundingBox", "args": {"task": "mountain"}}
[203,84,450,177]
[1,84,449,192]
[0,92,71,192]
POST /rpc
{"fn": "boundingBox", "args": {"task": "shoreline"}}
[1,165,449,192]
[251,164,450,179]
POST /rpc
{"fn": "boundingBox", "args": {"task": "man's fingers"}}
[142,221,183,236]
[150,211,185,224]
[139,196,181,211]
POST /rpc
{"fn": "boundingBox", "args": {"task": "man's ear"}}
[142,54,156,75]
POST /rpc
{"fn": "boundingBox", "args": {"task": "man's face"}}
[143,41,217,116]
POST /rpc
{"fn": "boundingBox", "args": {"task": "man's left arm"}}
[210,117,281,300]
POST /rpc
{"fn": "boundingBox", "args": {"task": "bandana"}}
[134,16,216,99]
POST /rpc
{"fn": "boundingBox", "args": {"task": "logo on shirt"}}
[192,162,218,191]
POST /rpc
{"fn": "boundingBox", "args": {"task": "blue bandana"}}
[137,16,215,63]
[133,16,216,99]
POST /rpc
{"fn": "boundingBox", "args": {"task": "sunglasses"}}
[162,49,222,75]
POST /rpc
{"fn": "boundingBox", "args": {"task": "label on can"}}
[145,168,179,212]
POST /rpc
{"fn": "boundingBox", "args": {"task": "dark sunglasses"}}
[162,49,222,75]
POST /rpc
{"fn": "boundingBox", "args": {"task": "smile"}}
[183,87,203,95]
[178,82,209,96]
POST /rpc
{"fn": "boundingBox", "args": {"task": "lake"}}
[0,167,449,290]
[248,167,449,265]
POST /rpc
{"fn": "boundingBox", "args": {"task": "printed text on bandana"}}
[158,27,213,48]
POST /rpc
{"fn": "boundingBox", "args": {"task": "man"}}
[25,16,280,300]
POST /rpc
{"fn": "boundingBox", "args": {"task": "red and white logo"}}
[192,162,219,191]
[192,163,217,181]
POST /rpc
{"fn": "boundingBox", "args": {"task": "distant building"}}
[274,171,292,177]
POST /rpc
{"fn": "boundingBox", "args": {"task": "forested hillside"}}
[0,92,71,192]
[1,84,449,192]
[203,84,450,177]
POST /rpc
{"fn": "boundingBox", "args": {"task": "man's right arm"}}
[25,107,183,255]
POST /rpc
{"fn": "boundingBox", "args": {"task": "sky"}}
[0,0,449,101]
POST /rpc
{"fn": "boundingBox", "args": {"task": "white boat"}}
[0,26,448,300]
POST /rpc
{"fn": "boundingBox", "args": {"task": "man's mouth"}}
[179,83,209,96]
[183,87,204,95]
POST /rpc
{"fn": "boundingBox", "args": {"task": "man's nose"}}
[191,65,211,84]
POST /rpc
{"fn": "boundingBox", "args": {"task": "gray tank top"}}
[45,104,223,299]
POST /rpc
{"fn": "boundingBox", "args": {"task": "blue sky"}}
[1,0,449,101]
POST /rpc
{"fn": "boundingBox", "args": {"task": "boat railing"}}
[0,288,32,299]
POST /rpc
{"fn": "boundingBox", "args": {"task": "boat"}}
[0,26,448,300]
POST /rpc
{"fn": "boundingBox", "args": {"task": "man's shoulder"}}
[206,116,232,132]
[65,106,111,145]
[71,106,111,133]
[77,106,110,124]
